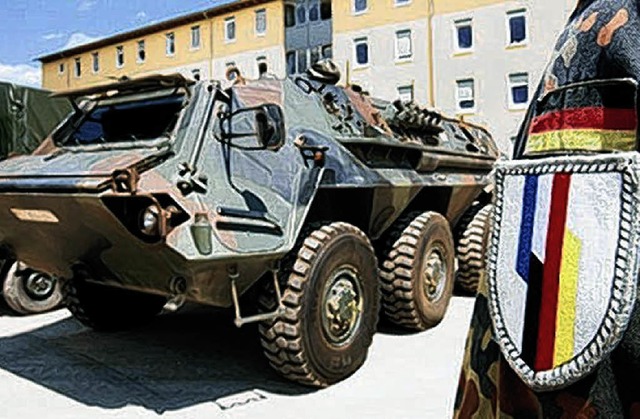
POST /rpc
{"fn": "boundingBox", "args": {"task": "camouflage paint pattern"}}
[0,72,498,307]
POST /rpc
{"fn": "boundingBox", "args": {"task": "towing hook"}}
[163,277,188,313]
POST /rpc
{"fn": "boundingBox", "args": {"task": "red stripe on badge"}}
[529,107,637,134]
[535,173,572,371]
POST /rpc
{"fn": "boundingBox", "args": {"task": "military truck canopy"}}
[0,82,71,159]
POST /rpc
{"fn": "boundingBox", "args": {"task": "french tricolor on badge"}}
[512,171,621,372]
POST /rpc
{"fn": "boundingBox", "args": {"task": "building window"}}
[395,30,412,61]
[456,79,475,112]
[322,44,333,59]
[508,10,527,45]
[354,0,367,14]
[257,57,268,77]
[74,58,81,78]
[92,52,99,73]
[508,73,529,108]
[191,26,201,50]
[298,48,308,73]
[354,37,369,66]
[320,0,332,20]
[137,40,146,63]
[166,33,175,56]
[116,46,124,68]
[309,1,319,21]
[297,5,307,24]
[286,50,296,75]
[455,18,473,51]
[58,63,65,75]
[398,85,414,102]
[255,9,267,35]
[395,0,411,5]
[285,4,295,27]
[225,17,236,42]
[310,47,320,66]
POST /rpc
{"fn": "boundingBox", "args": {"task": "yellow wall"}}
[434,0,505,15]
[333,0,430,33]
[214,1,284,57]
[42,0,283,91]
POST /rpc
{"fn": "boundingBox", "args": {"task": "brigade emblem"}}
[487,153,640,391]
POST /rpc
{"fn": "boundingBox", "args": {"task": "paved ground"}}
[0,296,474,419]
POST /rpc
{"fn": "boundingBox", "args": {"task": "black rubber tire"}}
[259,222,380,387]
[379,212,455,331]
[455,204,493,294]
[2,262,63,315]
[64,278,166,332]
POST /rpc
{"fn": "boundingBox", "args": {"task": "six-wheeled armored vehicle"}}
[0,81,71,314]
[0,63,498,386]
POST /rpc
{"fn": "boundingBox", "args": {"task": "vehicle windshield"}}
[63,94,185,146]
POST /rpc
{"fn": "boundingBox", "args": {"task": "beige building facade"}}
[39,0,578,153]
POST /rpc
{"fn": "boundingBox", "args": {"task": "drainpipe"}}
[427,0,435,108]
[206,11,214,80]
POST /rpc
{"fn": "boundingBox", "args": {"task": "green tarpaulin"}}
[0,82,71,159]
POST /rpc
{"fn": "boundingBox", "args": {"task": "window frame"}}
[190,25,201,50]
[454,17,474,53]
[115,45,125,69]
[507,72,530,110]
[91,52,100,74]
[398,85,414,102]
[353,0,368,15]
[394,0,411,7]
[74,57,82,78]
[456,78,476,113]
[506,9,528,46]
[137,40,146,64]
[165,32,176,57]
[354,37,369,68]
[395,29,413,62]
[225,17,236,42]
[255,9,267,36]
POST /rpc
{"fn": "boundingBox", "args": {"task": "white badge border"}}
[488,152,640,391]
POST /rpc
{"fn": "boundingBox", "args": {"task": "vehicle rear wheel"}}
[64,278,166,332]
[380,212,455,331]
[2,262,63,314]
[259,222,380,387]
[455,204,493,294]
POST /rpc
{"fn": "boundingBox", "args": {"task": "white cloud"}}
[136,11,148,20]
[42,32,65,41]
[0,63,41,87]
[77,0,98,12]
[64,32,98,50]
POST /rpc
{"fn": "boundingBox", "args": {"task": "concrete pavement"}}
[0,296,475,419]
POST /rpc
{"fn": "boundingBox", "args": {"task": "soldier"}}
[454,0,640,417]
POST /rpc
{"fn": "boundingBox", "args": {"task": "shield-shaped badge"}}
[488,152,640,391]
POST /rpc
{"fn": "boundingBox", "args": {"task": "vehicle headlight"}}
[140,205,161,236]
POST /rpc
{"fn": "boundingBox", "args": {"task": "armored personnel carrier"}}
[0,62,498,386]
[0,81,70,314]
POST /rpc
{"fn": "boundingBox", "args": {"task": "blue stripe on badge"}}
[516,175,539,283]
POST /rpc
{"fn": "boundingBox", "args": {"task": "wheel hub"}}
[321,267,363,346]
[23,272,57,301]
[423,248,447,302]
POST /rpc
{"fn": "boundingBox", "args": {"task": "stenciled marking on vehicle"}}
[9,208,59,223]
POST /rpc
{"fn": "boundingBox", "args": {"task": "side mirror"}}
[255,104,285,151]
[218,104,285,151]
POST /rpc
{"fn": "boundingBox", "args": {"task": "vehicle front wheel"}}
[380,212,455,331]
[2,262,64,314]
[64,277,166,332]
[259,222,380,387]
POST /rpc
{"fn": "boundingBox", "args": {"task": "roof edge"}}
[37,0,269,63]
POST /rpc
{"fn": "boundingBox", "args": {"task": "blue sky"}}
[0,0,229,86]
